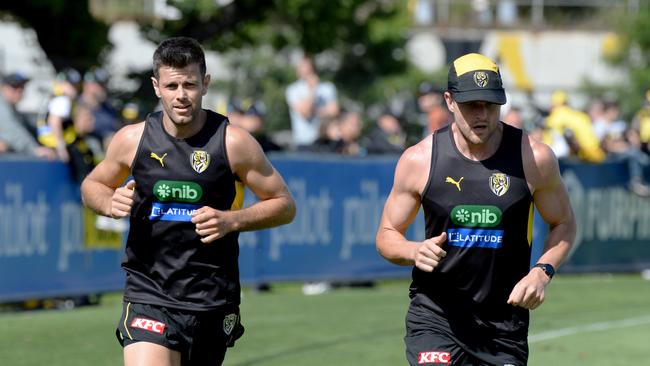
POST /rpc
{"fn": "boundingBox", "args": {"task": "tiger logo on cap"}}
[473,71,489,88]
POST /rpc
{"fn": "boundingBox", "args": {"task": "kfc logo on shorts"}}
[131,317,166,334]
[418,351,451,364]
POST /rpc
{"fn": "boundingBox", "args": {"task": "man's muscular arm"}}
[376,137,447,271]
[508,135,576,309]
[191,125,296,243]
[80,123,143,217]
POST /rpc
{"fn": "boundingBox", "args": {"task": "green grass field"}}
[1,274,648,365]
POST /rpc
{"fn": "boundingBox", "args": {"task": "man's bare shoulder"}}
[224,123,258,151]
[105,122,145,165]
[114,122,145,144]
[523,132,561,190]
[393,135,433,194]
[224,123,267,169]
[399,134,432,168]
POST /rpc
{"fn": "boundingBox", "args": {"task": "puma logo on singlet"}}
[150,152,167,167]
[445,176,463,191]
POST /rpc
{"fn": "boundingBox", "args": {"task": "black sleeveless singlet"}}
[413,122,534,334]
[123,110,243,311]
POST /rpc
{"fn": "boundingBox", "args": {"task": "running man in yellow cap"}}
[376,53,576,365]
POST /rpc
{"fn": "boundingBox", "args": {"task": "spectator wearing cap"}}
[363,108,406,155]
[229,98,282,153]
[544,90,605,163]
[1,72,37,139]
[38,68,82,162]
[417,81,451,136]
[79,67,119,150]
[0,72,56,158]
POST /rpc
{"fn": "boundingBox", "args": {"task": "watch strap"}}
[534,263,555,279]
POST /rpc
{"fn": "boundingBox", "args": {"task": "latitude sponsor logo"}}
[153,180,203,203]
[447,228,504,249]
[418,351,451,364]
[130,317,166,334]
[450,205,502,227]
[149,202,200,222]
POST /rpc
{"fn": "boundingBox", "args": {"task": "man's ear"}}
[151,77,161,98]
[202,74,211,96]
[443,91,455,113]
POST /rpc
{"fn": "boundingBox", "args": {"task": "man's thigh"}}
[405,330,470,365]
[124,341,181,366]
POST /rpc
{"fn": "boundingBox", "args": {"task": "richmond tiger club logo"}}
[190,150,210,173]
[489,173,510,196]
[223,313,238,336]
[473,71,489,88]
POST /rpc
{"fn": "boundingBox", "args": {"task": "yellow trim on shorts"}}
[123,302,133,340]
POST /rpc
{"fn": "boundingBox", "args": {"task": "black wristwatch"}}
[533,263,555,279]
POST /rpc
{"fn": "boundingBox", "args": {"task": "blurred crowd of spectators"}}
[2,56,650,196]
[0,67,141,183]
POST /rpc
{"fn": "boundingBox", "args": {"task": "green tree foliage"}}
[144,0,422,132]
[0,0,110,71]
[603,3,650,116]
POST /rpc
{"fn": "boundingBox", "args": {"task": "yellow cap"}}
[551,90,568,107]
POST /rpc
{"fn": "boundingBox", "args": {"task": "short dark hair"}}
[152,37,206,79]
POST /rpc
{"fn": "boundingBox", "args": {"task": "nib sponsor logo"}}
[450,205,502,227]
[130,317,166,334]
[153,180,202,203]
[418,351,451,364]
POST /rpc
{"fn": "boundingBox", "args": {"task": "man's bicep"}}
[533,169,573,228]
[86,127,137,188]
[86,157,130,189]
[230,131,289,201]
[243,161,289,202]
[382,188,421,234]
[529,140,573,228]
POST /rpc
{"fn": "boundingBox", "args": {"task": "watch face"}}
[538,263,554,278]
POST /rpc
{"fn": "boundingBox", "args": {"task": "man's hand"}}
[111,180,136,218]
[192,207,235,243]
[507,267,550,309]
[413,232,447,272]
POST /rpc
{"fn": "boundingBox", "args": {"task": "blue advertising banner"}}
[239,154,418,282]
[559,159,650,272]
[1,155,649,302]
[0,159,124,301]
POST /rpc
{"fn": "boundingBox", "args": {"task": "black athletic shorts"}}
[404,293,528,366]
[116,301,244,366]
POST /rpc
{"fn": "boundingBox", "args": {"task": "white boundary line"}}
[529,315,650,343]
